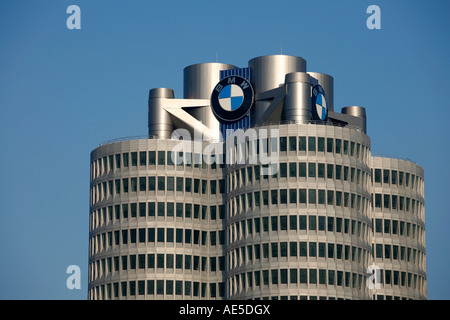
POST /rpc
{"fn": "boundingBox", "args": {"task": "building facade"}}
[88,54,426,300]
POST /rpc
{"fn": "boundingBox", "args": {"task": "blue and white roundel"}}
[211,75,254,122]
[315,92,327,120]
[311,84,328,121]
[218,84,244,111]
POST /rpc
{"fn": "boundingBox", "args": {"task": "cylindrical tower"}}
[282,72,312,123]
[88,138,227,300]
[225,123,372,300]
[342,106,367,134]
[308,72,334,113]
[148,88,175,139]
[248,55,306,125]
[183,62,238,137]
[370,156,426,300]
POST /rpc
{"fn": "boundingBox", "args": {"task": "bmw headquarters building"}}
[88,54,426,300]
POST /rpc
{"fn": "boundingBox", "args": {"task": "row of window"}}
[90,228,225,255]
[228,136,369,166]
[228,268,425,296]
[373,218,425,241]
[228,163,370,192]
[89,279,225,300]
[228,215,370,243]
[228,269,368,294]
[90,253,226,281]
[91,176,225,205]
[91,136,369,180]
[372,168,423,192]
[370,269,426,291]
[90,203,225,230]
[373,243,426,267]
[228,189,370,218]
[91,150,225,180]
[372,193,424,216]
[279,136,367,158]
[228,242,370,268]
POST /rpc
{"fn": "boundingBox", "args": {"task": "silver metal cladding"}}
[307,72,334,112]
[282,72,312,123]
[248,55,307,125]
[148,88,175,139]
[183,63,238,136]
[342,106,367,133]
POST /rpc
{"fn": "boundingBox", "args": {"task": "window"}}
[299,215,307,230]
[158,151,165,166]
[392,170,397,185]
[318,163,325,178]
[318,190,325,205]
[308,163,316,178]
[157,177,165,191]
[327,164,333,179]
[343,140,349,155]
[375,194,382,208]
[139,151,146,166]
[318,216,325,230]
[309,215,317,230]
[309,269,317,284]
[289,136,296,151]
[157,202,165,217]
[115,154,121,169]
[271,216,278,231]
[298,136,306,151]
[290,242,297,256]
[289,189,297,204]
[131,152,137,167]
[288,163,297,178]
[176,177,184,192]
[148,177,155,191]
[299,162,307,177]
[308,137,315,152]
[317,137,325,152]
[335,139,341,154]
[300,242,307,256]
[308,189,316,204]
[375,219,382,233]
[280,137,287,152]
[271,190,278,205]
[280,163,287,178]
[383,170,390,184]
[327,138,333,153]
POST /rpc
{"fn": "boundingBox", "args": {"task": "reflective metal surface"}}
[248,55,306,125]
[148,88,175,139]
[282,72,311,123]
[183,62,237,136]
[342,105,367,133]
[307,72,334,112]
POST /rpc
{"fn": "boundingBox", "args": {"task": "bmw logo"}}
[311,84,328,121]
[211,76,254,122]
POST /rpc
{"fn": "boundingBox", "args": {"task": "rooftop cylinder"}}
[282,72,312,123]
[308,72,334,112]
[248,55,306,125]
[148,88,175,139]
[183,62,237,136]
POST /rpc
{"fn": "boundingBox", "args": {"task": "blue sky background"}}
[0,0,448,300]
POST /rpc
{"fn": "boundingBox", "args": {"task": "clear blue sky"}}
[0,0,448,300]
